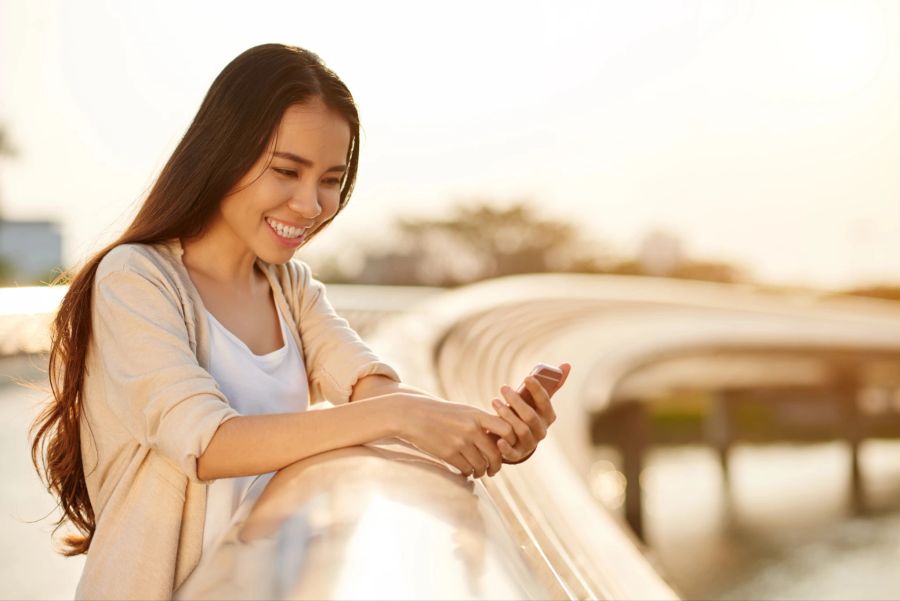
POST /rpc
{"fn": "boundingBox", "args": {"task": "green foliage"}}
[390,202,608,285]
[0,122,16,220]
[311,198,745,287]
[0,258,66,287]
[397,203,576,264]
[0,127,15,157]
[0,255,13,285]
[324,201,613,286]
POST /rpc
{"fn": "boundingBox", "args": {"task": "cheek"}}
[321,190,342,218]
[260,176,294,202]
[246,180,293,219]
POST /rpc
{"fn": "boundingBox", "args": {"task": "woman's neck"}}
[180,229,264,293]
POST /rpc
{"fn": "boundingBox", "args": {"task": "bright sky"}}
[1,0,899,289]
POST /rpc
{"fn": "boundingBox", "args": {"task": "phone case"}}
[517,363,564,407]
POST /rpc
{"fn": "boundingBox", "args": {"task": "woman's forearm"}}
[196,394,401,481]
[350,373,426,401]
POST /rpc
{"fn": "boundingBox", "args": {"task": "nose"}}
[287,183,322,220]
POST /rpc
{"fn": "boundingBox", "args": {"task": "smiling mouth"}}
[265,217,310,240]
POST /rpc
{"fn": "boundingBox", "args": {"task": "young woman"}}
[30,44,570,599]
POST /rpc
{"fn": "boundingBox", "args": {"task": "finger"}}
[492,398,531,443]
[459,445,488,479]
[502,399,538,448]
[485,401,520,445]
[473,432,503,477]
[498,438,523,463]
[502,385,547,441]
[480,409,518,446]
[524,376,556,424]
[558,363,572,387]
[450,453,475,478]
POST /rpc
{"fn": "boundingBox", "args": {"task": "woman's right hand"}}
[394,392,517,479]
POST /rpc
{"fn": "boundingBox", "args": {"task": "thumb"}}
[558,363,572,387]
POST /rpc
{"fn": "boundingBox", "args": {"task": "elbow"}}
[196,417,235,482]
[350,374,401,402]
[196,452,215,482]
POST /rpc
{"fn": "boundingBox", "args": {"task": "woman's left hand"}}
[489,363,571,463]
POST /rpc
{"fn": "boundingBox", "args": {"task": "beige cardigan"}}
[75,239,400,600]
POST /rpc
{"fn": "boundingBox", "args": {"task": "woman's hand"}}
[395,392,518,479]
[489,363,571,464]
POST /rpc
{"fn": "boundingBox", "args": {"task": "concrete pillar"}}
[618,401,648,541]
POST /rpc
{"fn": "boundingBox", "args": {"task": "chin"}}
[256,245,300,265]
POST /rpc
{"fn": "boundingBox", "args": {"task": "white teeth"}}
[266,217,307,239]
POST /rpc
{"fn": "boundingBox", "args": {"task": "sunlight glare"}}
[772,0,887,100]
[0,286,67,317]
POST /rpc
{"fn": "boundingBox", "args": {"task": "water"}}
[617,443,900,600]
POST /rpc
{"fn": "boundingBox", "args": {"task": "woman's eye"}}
[322,177,342,187]
[273,168,297,178]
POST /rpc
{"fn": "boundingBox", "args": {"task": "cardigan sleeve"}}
[91,266,240,483]
[294,262,401,405]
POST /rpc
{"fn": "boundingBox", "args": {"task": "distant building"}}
[0,219,63,284]
[638,230,684,277]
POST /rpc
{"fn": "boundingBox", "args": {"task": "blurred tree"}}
[348,202,612,286]
[0,255,13,284]
[0,126,14,154]
[0,123,17,219]
[837,286,900,302]
[308,199,746,287]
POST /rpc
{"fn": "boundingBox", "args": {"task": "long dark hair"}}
[29,43,361,555]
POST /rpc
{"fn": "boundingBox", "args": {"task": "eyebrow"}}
[273,151,347,173]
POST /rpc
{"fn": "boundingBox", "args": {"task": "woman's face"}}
[215,98,351,264]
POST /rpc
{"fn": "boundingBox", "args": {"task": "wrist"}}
[380,393,416,440]
[350,392,406,440]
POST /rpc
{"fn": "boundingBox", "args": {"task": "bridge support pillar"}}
[618,401,648,541]
[706,390,733,487]
[834,364,865,514]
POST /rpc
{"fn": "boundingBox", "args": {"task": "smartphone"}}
[516,363,564,408]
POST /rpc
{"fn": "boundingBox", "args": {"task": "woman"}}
[30,43,570,600]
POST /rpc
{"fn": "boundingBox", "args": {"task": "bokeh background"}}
[3,1,900,599]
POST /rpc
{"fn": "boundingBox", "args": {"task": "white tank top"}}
[201,299,309,556]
